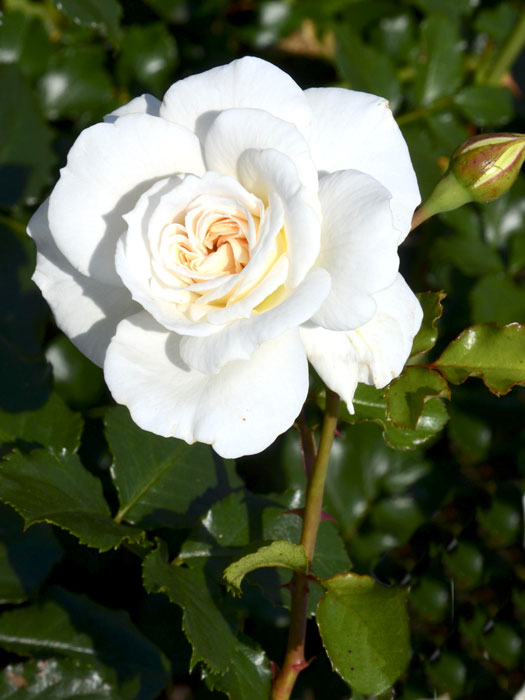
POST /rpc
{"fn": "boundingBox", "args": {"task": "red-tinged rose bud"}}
[412,133,525,229]
[450,133,525,203]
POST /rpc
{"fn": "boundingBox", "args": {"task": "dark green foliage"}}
[1,0,524,698]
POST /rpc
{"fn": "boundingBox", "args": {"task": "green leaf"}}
[117,23,178,95]
[432,233,504,277]
[0,658,119,699]
[0,504,62,604]
[0,392,83,451]
[0,586,169,700]
[143,0,188,23]
[410,290,445,356]
[0,448,144,551]
[443,540,484,589]
[482,622,523,669]
[433,323,525,394]
[369,494,426,544]
[337,384,449,450]
[413,14,463,106]
[317,573,410,694]
[0,64,55,207]
[143,542,271,694]
[224,541,307,595]
[38,46,115,123]
[438,205,482,238]
[386,367,450,430]
[410,576,451,623]
[453,86,514,127]
[470,273,525,325]
[369,10,417,62]
[334,26,402,110]
[322,421,432,563]
[143,544,238,673]
[477,486,522,547]
[51,0,122,42]
[447,404,491,465]
[401,111,469,199]
[177,490,350,617]
[425,652,467,696]
[406,0,473,19]
[202,639,272,700]
[474,3,518,44]
[106,406,241,529]
[0,10,52,78]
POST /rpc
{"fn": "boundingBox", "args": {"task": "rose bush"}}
[29,56,422,458]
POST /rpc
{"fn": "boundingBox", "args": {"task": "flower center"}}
[160,195,260,284]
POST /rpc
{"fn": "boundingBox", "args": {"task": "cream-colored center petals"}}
[156,195,260,286]
[117,172,291,334]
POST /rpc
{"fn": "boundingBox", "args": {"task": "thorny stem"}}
[297,409,317,480]
[272,389,340,700]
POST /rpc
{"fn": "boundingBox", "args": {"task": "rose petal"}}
[204,107,318,199]
[179,266,330,374]
[115,173,272,336]
[28,200,138,366]
[103,94,162,122]
[48,113,205,285]
[301,274,423,409]
[104,312,309,458]
[160,56,311,142]
[305,88,420,241]
[238,148,322,287]
[310,170,399,332]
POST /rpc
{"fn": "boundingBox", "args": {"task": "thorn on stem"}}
[292,656,314,672]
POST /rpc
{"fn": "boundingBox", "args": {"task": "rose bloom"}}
[29,57,422,458]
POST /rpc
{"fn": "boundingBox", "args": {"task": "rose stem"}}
[410,204,431,231]
[298,409,317,479]
[272,389,340,700]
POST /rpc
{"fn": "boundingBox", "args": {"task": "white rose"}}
[29,57,422,458]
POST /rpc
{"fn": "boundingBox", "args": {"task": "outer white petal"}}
[160,56,311,142]
[48,113,205,285]
[305,88,420,241]
[238,148,321,287]
[103,94,161,122]
[301,275,423,409]
[179,267,330,374]
[204,108,318,199]
[349,274,423,388]
[28,200,138,367]
[104,313,309,458]
[299,326,360,409]
[310,170,399,332]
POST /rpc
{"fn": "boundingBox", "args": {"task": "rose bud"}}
[412,133,525,229]
[451,132,525,203]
